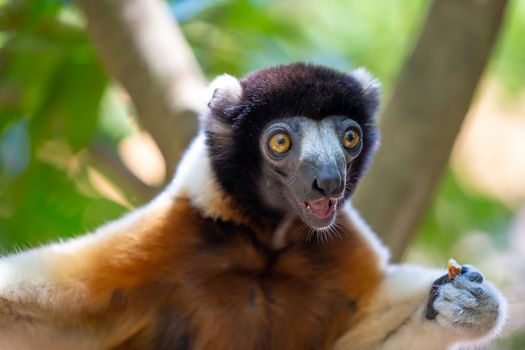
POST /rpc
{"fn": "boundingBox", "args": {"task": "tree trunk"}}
[76,0,206,177]
[353,0,509,262]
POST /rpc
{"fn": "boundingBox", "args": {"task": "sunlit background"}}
[1,0,524,348]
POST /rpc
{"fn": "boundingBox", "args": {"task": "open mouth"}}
[302,198,337,220]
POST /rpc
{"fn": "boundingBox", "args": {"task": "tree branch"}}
[354,0,509,262]
[76,0,206,176]
[89,141,159,203]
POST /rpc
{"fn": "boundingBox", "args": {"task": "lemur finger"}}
[451,275,486,299]
[460,265,484,283]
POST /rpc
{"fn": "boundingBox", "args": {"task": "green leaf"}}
[0,160,127,252]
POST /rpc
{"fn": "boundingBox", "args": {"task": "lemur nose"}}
[312,169,344,197]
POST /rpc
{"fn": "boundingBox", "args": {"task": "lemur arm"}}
[0,196,174,349]
[335,264,506,350]
[0,241,104,349]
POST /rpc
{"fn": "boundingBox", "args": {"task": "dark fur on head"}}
[203,63,381,224]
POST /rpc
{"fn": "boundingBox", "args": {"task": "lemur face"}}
[204,63,381,229]
[259,116,363,229]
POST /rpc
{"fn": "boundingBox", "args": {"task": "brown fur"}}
[46,196,383,349]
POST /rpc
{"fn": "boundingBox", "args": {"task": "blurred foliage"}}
[414,171,513,261]
[494,330,525,350]
[491,0,525,96]
[0,0,130,248]
[177,0,428,93]
[1,0,524,346]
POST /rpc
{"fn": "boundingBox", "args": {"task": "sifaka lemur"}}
[0,63,506,349]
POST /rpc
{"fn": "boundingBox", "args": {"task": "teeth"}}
[306,204,311,209]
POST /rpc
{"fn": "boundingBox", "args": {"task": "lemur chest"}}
[163,224,365,350]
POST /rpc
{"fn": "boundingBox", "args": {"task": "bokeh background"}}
[1,0,524,348]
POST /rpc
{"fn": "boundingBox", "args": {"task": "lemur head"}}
[203,63,380,229]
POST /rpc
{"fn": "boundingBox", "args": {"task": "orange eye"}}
[268,133,292,154]
[343,129,360,150]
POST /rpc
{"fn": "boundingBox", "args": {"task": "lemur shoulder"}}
[0,63,506,350]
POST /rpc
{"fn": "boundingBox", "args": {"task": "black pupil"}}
[347,131,356,142]
[277,135,285,145]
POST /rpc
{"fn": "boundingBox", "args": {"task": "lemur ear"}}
[201,74,243,151]
[205,74,243,122]
[350,67,382,118]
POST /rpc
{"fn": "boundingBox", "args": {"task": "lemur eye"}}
[268,132,292,154]
[343,128,360,150]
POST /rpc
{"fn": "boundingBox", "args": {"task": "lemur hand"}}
[425,265,503,338]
